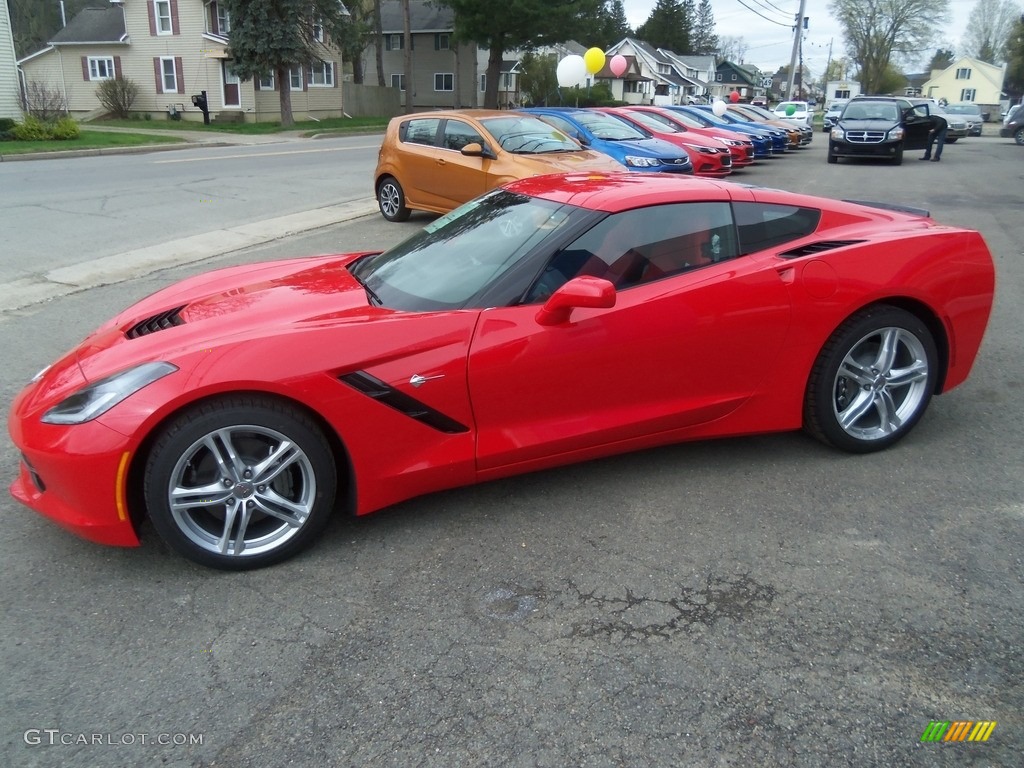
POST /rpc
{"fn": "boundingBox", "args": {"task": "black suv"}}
[1000,105,1024,145]
[827,96,933,165]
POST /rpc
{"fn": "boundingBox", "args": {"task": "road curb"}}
[0,140,240,162]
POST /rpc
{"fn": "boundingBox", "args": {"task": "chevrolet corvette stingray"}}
[8,173,995,569]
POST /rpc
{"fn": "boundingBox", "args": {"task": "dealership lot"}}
[1,134,1021,767]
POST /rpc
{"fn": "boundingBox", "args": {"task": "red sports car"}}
[600,106,735,177]
[8,174,995,570]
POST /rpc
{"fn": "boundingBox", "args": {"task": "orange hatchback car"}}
[373,109,623,221]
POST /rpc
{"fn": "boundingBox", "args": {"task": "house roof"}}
[379,0,454,33]
[594,55,651,83]
[51,4,127,45]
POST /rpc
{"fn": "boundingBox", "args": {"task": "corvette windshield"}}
[350,190,576,311]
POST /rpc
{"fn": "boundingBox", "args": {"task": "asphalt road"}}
[1,134,1022,768]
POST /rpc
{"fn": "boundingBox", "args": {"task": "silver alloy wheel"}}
[167,425,317,557]
[831,326,930,442]
[378,180,402,218]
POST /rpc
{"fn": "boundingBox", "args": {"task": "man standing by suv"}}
[922,111,948,161]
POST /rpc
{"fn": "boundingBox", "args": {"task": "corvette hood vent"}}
[125,306,186,339]
[778,240,865,259]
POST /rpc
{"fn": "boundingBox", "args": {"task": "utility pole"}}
[822,37,833,102]
[786,0,807,100]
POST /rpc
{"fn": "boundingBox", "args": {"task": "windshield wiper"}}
[351,272,383,306]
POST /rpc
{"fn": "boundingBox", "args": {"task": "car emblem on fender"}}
[410,373,444,388]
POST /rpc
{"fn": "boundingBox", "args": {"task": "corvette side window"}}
[525,202,736,302]
[733,202,820,254]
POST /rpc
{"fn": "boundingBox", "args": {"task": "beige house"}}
[1,0,21,119]
[18,0,346,123]
[360,0,478,110]
[922,56,1006,116]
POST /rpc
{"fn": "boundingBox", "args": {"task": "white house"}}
[18,0,347,123]
[1,0,21,119]
[921,56,1006,116]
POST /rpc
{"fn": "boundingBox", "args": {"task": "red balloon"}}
[729,91,740,103]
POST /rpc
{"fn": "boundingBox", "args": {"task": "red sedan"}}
[599,106,735,177]
[617,105,756,168]
[9,174,994,569]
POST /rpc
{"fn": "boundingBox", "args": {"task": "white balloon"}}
[556,55,588,88]
[712,99,728,117]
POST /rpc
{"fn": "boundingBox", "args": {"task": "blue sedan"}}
[523,107,694,174]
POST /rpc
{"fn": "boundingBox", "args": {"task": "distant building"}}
[922,56,1006,117]
[1,0,21,119]
[18,1,348,122]
[360,1,478,110]
[825,80,861,102]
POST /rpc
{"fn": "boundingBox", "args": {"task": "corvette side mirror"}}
[536,276,616,326]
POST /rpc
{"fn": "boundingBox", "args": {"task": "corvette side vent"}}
[125,306,186,339]
[339,371,469,434]
[777,240,865,259]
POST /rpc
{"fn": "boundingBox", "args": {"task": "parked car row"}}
[374,104,815,223]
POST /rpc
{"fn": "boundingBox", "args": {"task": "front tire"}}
[891,146,903,165]
[144,396,337,570]
[804,306,938,453]
[1015,127,1024,146]
[827,149,838,164]
[377,176,411,222]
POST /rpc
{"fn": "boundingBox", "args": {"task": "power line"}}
[732,0,793,27]
[745,0,793,22]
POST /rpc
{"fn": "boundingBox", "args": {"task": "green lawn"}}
[96,116,390,136]
[0,130,186,156]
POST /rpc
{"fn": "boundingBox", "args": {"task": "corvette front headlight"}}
[42,361,178,425]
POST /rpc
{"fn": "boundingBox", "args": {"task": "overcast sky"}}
[621,0,981,78]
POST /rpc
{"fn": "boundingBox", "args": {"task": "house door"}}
[222,62,240,108]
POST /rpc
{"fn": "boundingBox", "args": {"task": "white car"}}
[773,101,813,128]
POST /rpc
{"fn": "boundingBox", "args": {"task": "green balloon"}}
[786,104,796,116]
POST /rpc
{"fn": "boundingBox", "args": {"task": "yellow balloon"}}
[584,47,606,75]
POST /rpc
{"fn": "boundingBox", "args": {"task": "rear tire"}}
[804,306,937,453]
[377,176,411,222]
[1014,127,1024,145]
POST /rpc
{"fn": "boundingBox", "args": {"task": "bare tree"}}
[829,0,950,94]
[963,0,1022,63]
[717,36,748,64]
[23,81,68,122]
